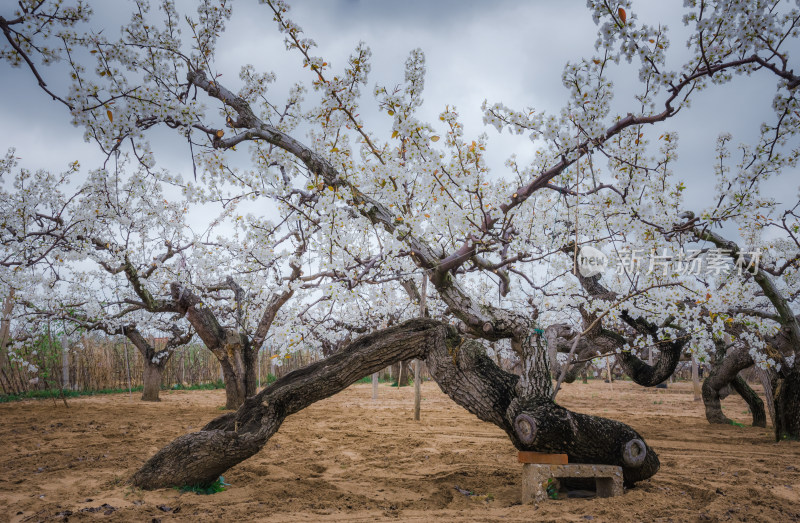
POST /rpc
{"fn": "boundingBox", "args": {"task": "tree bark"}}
[514,330,552,397]
[702,342,766,427]
[414,274,427,418]
[219,332,257,409]
[130,319,443,488]
[730,375,767,428]
[557,269,686,387]
[130,319,659,490]
[615,311,685,386]
[774,365,800,440]
[757,367,778,431]
[395,360,411,387]
[170,284,256,409]
[692,228,799,437]
[142,360,165,402]
[121,325,189,402]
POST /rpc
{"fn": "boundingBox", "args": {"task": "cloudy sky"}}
[0,0,791,231]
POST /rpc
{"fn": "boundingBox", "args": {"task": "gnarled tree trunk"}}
[171,284,256,409]
[702,342,766,427]
[615,311,686,386]
[730,375,767,428]
[130,319,659,490]
[219,332,257,409]
[692,229,797,436]
[548,270,686,388]
[169,282,287,410]
[764,329,800,440]
[141,360,166,402]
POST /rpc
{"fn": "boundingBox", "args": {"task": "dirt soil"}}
[1,379,798,522]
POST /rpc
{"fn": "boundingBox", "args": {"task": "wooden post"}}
[692,355,701,401]
[413,360,421,420]
[414,273,427,420]
[61,333,70,390]
[122,335,132,399]
[372,372,379,400]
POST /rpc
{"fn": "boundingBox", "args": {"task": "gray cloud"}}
[1,0,796,240]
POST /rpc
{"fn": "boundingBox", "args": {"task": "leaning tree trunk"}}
[130,319,445,488]
[130,319,659,490]
[774,365,800,441]
[141,360,167,402]
[435,328,658,486]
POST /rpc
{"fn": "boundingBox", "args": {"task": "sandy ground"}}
[0,380,798,522]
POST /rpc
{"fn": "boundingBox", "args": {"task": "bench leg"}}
[522,464,624,502]
[595,476,623,498]
[521,463,554,503]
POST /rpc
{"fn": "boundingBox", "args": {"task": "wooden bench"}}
[519,452,623,502]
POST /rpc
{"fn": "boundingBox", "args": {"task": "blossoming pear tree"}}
[0,149,87,389]
[3,0,799,488]
[72,161,321,410]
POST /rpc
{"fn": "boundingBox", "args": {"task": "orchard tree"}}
[3,0,800,489]
[674,112,800,439]
[21,304,194,401]
[686,222,800,440]
[71,160,319,409]
[0,154,197,399]
[0,149,88,391]
[538,101,800,437]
